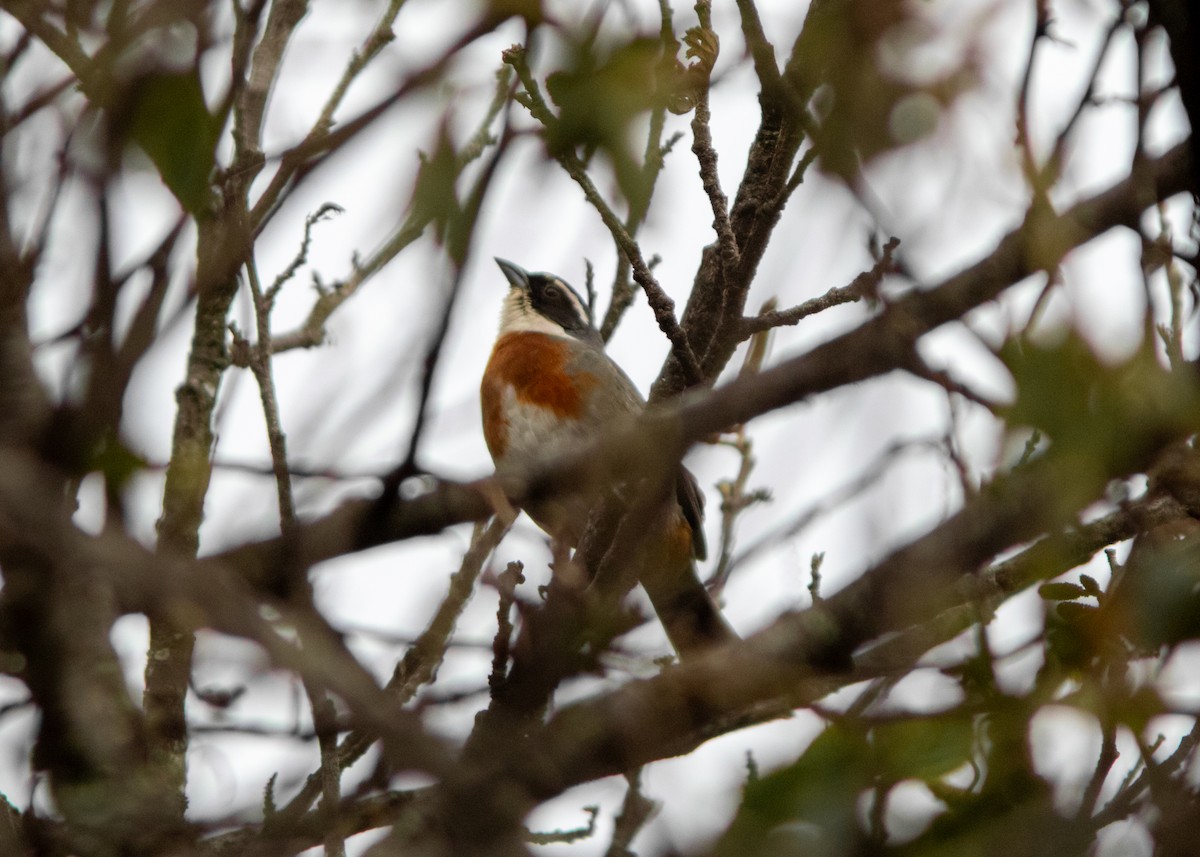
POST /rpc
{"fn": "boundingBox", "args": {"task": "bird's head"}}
[494,258,601,345]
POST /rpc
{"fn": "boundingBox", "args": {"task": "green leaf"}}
[409,124,462,249]
[1001,333,1200,489]
[544,37,662,210]
[1115,533,1200,650]
[125,70,218,214]
[91,435,147,492]
[714,726,871,857]
[871,714,974,782]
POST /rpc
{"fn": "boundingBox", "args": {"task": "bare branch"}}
[505,44,703,385]
[738,237,898,336]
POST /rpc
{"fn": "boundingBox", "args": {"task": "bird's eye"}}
[543,285,562,300]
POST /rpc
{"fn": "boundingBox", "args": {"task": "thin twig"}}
[313,0,411,136]
[732,435,945,571]
[245,252,345,857]
[266,517,510,830]
[739,237,898,336]
[687,9,739,282]
[599,0,681,340]
[506,45,703,384]
[253,66,512,361]
[1015,0,1052,198]
[247,20,502,233]
[489,560,526,698]
[604,770,658,857]
[1076,719,1119,821]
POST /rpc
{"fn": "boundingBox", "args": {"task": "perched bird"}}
[480,258,734,654]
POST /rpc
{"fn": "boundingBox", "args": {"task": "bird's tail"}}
[638,516,737,655]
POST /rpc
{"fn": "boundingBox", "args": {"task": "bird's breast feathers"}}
[482,332,597,460]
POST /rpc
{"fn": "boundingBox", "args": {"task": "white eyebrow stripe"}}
[554,277,590,325]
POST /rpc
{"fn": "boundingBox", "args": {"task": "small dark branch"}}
[248,21,502,232]
[490,560,526,698]
[246,248,348,855]
[604,770,658,857]
[687,18,739,281]
[23,139,73,294]
[1039,12,1126,190]
[1090,717,1200,830]
[270,517,510,827]
[313,0,408,136]
[392,517,511,703]
[1151,204,1188,369]
[739,237,898,337]
[942,404,978,501]
[781,145,818,201]
[903,352,1002,414]
[583,258,597,320]
[1145,0,1200,195]
[3,5,93,82]
[392,128,510,482]
[600,0,681,340]
[1015,0,1053,197]
[6,75,75,131]
[265,202,344,306]
[707,428,768,593]
[311,693,345,857]
[241,66,512,364]
[1077,719,1119,821]
[231,0,308,175]
[214,0,268,133]
[113,215,188,376]
[242,261,297,532]
[526,806,599,845]
[1020,267,1063,337]
[733,0,783,99]
[505,45,703,384]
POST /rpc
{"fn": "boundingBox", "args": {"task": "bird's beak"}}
[495,257,530,291]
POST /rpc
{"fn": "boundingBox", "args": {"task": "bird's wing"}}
[567,345,707,560]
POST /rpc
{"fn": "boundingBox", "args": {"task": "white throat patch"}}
[497,288,571,338]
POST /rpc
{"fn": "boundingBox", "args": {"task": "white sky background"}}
[0,0,1196,855]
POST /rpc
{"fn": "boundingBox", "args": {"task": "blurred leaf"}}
[792,0,977,181]
[410,124,463,249]
[1111,522,1200,651]
[124,70,218,214]
[545,37,661,210]
[546,38,660,147]
[91,436,147,493]
[871,713,974,782]
[1002,334,1200,486]
[714,725,871,857]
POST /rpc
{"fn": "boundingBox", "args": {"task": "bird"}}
[480,257,735,655]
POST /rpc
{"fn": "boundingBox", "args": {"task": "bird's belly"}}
[497,391,596,472]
